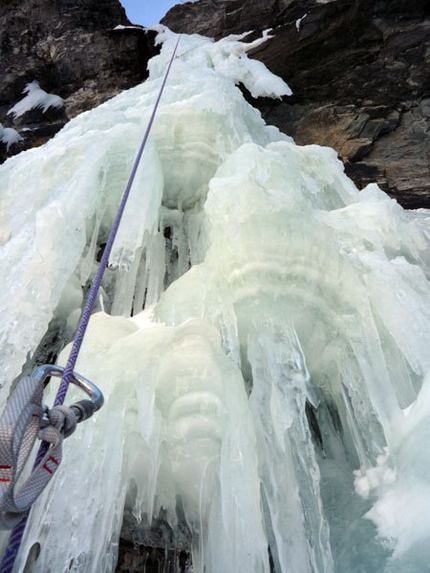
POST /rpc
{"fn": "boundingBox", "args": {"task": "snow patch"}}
[0,124,21,151]
[113,24,144,30]
[296,14,308,31]
[7,81,64,119]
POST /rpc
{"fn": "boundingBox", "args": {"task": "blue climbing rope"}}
[0,34,181,573]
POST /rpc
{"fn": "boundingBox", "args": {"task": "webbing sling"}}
[0,365,102,529]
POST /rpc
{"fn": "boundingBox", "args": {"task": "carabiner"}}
[34,364,104,423]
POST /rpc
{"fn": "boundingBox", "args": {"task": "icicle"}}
[2,27,430,573]
[248,325,334,573]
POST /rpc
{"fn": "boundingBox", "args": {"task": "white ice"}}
[1,27,430,573]
[296,14,308,31]
[0,124,22,151]
[7,80,64,119]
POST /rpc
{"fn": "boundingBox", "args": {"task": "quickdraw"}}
[0,364,103,529]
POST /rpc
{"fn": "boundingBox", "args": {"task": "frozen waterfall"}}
[1,27,430,573]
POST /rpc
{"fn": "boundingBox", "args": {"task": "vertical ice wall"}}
[1,27,430,573]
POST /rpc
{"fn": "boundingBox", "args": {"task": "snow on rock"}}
[7,80,64,119]
[296,14,308,31]
[0,124,21,151]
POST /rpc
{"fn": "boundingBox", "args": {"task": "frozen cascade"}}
[1,27,430,573]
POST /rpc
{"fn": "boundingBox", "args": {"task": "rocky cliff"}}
[162,0,430,208]
[1,0,429,208]
[0,0,158,163]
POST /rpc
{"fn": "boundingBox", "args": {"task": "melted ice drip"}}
[1,28,430,573]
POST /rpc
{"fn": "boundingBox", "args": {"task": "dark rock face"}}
[0,0,159,162]
[2,0,428,208]
[162,0,430,208]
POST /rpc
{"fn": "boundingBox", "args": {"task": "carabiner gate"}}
[34,364,104,423]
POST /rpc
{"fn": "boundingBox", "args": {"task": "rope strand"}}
[0,34,181,573]
[57,33,182,405]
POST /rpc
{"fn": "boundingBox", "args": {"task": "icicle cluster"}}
[1,28,430,573]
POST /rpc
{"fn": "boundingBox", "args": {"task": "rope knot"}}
[38,405,78,443]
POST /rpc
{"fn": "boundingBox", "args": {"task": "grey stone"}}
[0,0,159,162]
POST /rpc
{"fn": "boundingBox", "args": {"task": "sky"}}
[119,0,183,27]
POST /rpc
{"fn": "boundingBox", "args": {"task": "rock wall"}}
[2,0,428,208]
[162,0,430,208]
[0,0,158,162]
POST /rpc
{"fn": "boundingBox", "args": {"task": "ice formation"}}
[1,27,430,573]
[0,124,21,151]
[7,80,64,119]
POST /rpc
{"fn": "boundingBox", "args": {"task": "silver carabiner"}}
[33,364,104,423]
